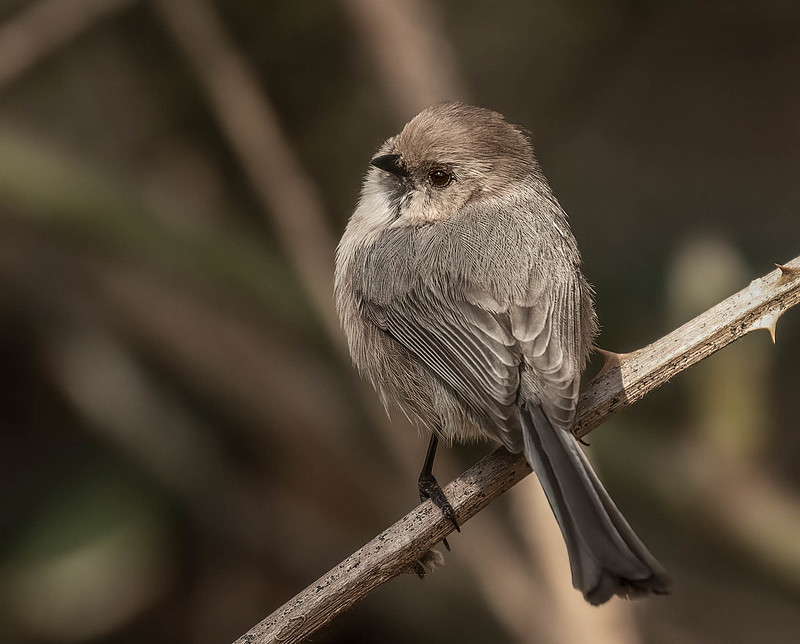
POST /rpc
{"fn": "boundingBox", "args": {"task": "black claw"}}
[418,472,461,534]
[417,434,459,550]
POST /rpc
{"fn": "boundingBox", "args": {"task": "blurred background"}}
[1,1,799,642]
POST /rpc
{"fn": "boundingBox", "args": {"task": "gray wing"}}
[510,275,584,432]
[360,273,584,447]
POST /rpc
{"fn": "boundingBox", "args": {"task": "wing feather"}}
[360,269,585,443]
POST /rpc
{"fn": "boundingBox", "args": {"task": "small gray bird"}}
[335,101,670,605]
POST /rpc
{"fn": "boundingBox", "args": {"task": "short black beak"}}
[370,153,407,180]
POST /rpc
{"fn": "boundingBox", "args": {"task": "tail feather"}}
[521,405,670,605]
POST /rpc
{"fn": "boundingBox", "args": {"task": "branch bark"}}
[235,255,800,644]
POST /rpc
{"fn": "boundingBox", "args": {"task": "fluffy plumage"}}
[335,101,669,604]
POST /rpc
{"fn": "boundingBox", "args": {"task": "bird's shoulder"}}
[360,196,564,299]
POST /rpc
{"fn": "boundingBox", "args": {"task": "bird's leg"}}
[417,433,460,551]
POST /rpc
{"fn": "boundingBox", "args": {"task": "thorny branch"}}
[235,256,800,644]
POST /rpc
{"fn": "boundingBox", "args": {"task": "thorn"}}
[776,263,800,278]
[750,308,783,343]
[595,348,624,377]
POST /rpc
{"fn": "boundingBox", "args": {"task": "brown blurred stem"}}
[151,0,341,343]
[0,0,135,90]
[234,255,800,644]
[340,0,467,120]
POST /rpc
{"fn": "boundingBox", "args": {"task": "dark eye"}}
[428,167,453,188]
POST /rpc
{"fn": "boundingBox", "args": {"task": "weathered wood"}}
[235,256,800,644]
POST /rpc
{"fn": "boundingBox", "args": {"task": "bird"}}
[334,101,670,605]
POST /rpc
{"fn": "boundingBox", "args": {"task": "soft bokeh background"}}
[1,1,799,642]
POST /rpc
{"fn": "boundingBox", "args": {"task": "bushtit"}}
[335,101,669,605]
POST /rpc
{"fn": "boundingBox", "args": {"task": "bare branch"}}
[574,255,800,437]
[0,0,135,90]
[233,255,800,644]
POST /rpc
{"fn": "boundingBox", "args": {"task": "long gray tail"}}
[521,404,670,605]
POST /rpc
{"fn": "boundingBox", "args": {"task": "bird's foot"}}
[418,472,460,551]
[411,548,446,579]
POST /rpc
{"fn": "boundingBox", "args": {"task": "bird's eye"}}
[428,167,453,188]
